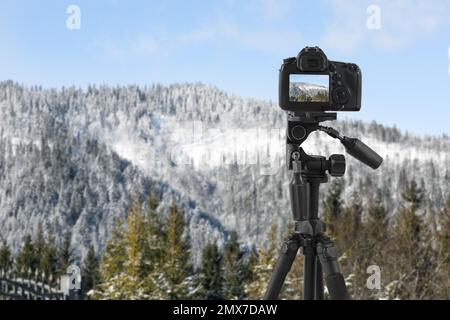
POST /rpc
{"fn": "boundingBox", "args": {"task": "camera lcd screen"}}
[289,74,329,103]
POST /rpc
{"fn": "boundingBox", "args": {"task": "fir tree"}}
[82,246,101,297]
[337,192,363,248]
[100,219,127,281]
[0,240,12,271]
[390,180,436,299]
[195,242,223,300]
[121,201,148,298]
[34,223,47,272]
[96,202,150,299]
[16,235,37,276]
[337,193,365,298]
[366,197,389,245]
[93,218,129,299]
[222,231,246,299]
[161,202,193,299]
[40,231,59,282]
[245,222,279,299]
[140,195,164,280]
[58,232,73,275]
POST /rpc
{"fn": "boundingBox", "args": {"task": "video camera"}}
[279,46,361,112]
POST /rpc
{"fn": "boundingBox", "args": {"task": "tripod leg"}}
[317,238,349,300]
[314,257,324,300]
[264,237,299,300]
[303,245,315,300]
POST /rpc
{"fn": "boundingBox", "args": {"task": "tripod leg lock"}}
[282,239,299,254]
[316,238,349,300]
[316,239,340,275]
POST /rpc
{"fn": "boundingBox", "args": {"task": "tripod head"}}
[286,112,383,172]
[286,112,383,224]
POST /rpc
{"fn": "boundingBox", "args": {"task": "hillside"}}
[0,81,449,263]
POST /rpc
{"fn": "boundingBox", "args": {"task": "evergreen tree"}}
[34,223,47,272]
[160,202,193,299]
[366,197,389,246]
[390,180,436,299]
[101,219,127,281]
[16,235,37,276]
[337,192,363,248]
[58,232,73,275]
[362,197,391,298]
[140,195,164,280]
[222,231,246,299]
[93,218,129,299]
[95,202,150,299]
[82,246,101,296]
[40,231,59,282]
[124,202,144,289]
[337,193,365,298]
[245,222,279,299]
[0,240,12,271]
[195,242,223,300]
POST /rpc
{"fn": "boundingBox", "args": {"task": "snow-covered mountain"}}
[289,82,328,100]
[0,81,449,264]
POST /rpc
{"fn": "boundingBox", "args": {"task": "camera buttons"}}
[332,87,350,105]
[332,73,342,81]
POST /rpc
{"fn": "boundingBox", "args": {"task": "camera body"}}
[279,47,362,112]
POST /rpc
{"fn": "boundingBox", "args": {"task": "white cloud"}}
[321,0,450,53]
[95,31,167,61]
[176,19,302,54]
[131,34,160,56]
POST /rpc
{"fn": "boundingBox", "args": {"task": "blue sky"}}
[0,0,449,135]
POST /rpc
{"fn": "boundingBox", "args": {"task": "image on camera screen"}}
[289,74,329,103]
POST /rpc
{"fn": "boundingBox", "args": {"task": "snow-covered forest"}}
[0,81,449,296]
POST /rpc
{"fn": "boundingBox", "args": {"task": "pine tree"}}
[40,231,58,282]
[222,231,246,299]
[161,202,193,299]
[336,193,365,298]
[93,218,129,299]
[34,223,47,272]
[390,180,436,299]
[140,195,164,280]
[101,219,127,281]
[195,242,223,300]
[95,202,150,300]
[0,240,12,271]
[366,197,389,247]
[16,235,37,276]
[58,232,73,275]
[142,196,168,299]
[245,222,279,299]
[121,201,151,299]
[360,197,390,299]
[337,192,363,248]
[82,246,101,297]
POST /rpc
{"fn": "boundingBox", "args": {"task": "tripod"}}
[264,112,383,300]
